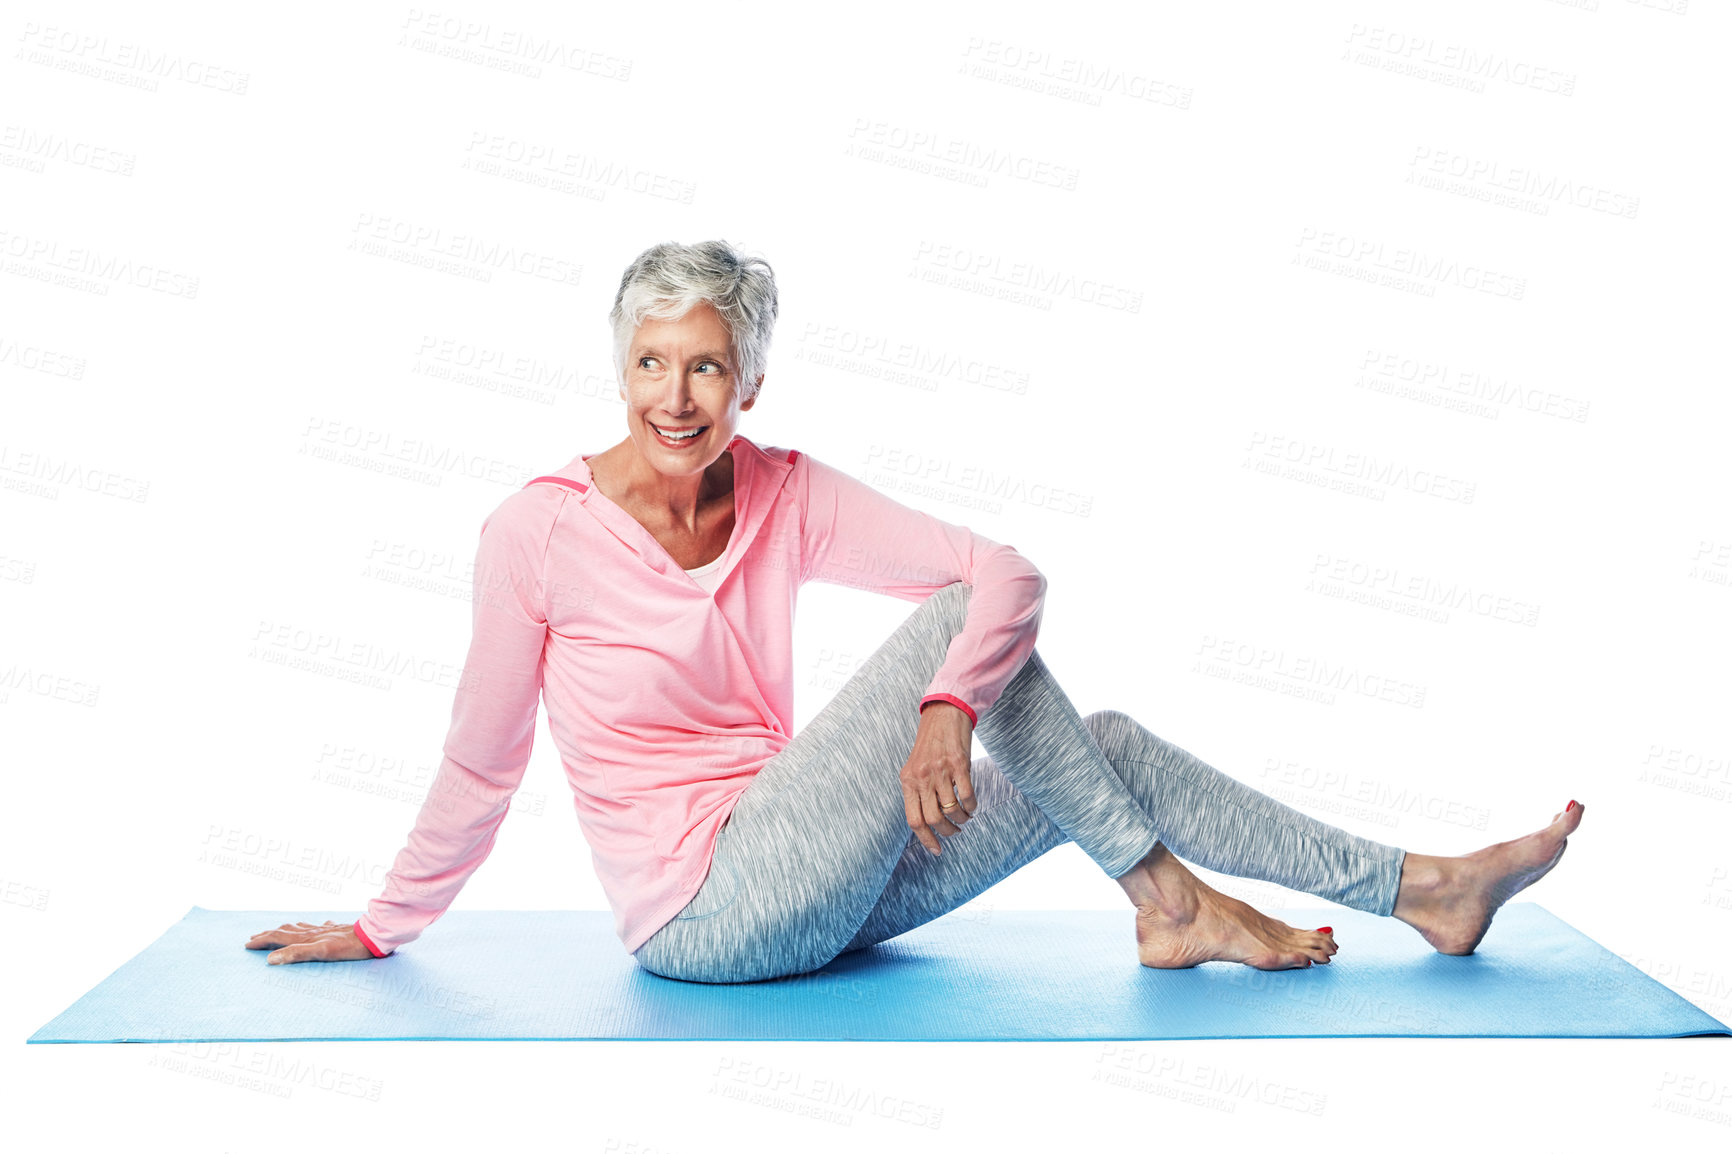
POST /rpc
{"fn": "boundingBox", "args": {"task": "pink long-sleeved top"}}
[352,434,1047,957]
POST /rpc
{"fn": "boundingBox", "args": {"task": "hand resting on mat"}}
[245,920,374,964]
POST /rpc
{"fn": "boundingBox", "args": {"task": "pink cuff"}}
[919,693,977,727]
[352,919,390,958]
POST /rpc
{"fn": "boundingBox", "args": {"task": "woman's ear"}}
[741,375,764,410]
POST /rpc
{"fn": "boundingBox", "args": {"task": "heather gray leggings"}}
[632,582,1406,983]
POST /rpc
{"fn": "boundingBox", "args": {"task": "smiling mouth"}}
[650,422,708,442]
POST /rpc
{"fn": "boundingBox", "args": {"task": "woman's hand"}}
[899,701,979,855]
[245,920,375,964]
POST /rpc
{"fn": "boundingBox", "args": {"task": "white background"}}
[4,0,1729,1148]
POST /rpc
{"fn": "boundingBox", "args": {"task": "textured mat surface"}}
[28,904,1729,1042]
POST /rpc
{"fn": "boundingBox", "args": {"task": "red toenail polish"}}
[1566,800,1577,811]
[1318,927,1332,934]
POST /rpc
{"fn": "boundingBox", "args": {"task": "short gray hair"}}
[609,240,778,404]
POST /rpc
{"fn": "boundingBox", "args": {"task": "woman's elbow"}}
[979,539,1047,599]
[1011,551,1048,599]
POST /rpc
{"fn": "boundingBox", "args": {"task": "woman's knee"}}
[918,581,973,632]
[1081,708,1148,762]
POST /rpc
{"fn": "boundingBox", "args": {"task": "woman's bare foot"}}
[1392,801,1584,955]
[1118,842,1337,970]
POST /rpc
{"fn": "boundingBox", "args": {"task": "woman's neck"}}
[589,439,736,530]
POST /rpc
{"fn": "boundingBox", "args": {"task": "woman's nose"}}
[660,375,696,414]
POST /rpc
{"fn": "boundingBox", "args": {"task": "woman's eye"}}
[697,362,722,374]
[637,356,658,370]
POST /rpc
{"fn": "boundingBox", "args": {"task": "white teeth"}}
[654,424,703,440]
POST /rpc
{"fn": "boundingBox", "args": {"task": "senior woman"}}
[248,240,1585,981]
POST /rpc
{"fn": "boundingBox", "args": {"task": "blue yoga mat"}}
[28,903,1728,1042]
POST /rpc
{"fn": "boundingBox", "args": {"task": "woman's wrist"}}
[918,693,977,726]
[352,918,390,958]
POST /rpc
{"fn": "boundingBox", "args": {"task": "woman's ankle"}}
[1116,842,1202,920]
[1391,852,1454,916]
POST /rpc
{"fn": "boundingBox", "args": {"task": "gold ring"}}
[940,800,958,810]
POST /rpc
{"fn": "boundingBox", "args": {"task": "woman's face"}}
[619,301,758,478]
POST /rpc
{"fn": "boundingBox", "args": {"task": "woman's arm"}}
[346,486,560,956]
[791,451,1047,726]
